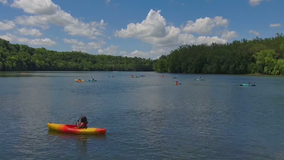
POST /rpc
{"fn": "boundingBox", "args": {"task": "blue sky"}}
[0,0,283,59]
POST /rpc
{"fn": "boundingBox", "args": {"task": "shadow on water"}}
[0,73,55,78]
[0,71,88,78]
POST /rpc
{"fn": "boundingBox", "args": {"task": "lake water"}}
[1,71,284,159]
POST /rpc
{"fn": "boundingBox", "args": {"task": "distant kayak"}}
[47,123,106,135]
[75,79,84,82]
[194,78,204,81]
[240,84,256,86]
[88,79,97,82]
[175,83,182,85]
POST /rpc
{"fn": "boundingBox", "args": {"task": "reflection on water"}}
[48,131,107,158]
[47,130,107,141]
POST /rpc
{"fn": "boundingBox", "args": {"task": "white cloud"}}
[119,50,150,58]
[249,30,260,36]
[148,48,171,59]
[0,0,8,4]
[63,38,84,45]
[17,28,43,37]
[14,16,49,29]
[183,16,229,35]
[129,50,150,58]
[13,0,106,39]
[115,9,234,58]
[11,0,59,15]
[0,34,56,46]
[195,36,227,44]
[0,21,16,30]
[105,0,111,4]
[221,30,238,40]
[64,20,106,39]
[115,10,168,39]
[63,38,106,52]
[270,23,281,28]
[115,10,228,47]
[98,45,118,55]
[249,0,271,6]
[119,48,170,59]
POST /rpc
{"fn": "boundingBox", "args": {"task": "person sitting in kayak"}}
[77,116,88,129]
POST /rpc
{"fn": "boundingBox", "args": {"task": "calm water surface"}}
[1,71,284,159]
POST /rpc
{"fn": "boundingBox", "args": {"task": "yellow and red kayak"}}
[47,123,106,135]
[75,79,84,82]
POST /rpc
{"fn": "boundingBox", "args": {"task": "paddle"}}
[75,116,81,125]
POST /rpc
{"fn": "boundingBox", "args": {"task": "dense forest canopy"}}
[154,33,284,75]
[0,38,154,71]
[1,33,284,75]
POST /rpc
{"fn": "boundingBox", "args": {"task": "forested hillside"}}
[154,33,284,75]
[1,34,284,74]
[0,38,154,71]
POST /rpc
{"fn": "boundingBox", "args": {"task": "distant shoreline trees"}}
[0,38,154,71]
[1,33,284,75]
[153,33,284,75]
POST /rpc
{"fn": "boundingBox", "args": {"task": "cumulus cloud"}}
[63,38,106,52]
[0,34,56,46]
[12,0,106,39]
[0,21,16,30]
[118,50,151,59]
[270,23,281,28]
[115,10,228,47]
[98,45,118,55]
[249,30,260,36]
[183,16,229,35]
[115,9,235,58]
[221,30,238,40]
[115,10,168,39]
[249,0,271,6]
[119,47,173,59]
[128,50,150,58]
[0,0,8,4]
[17,28,43,37]
[11,0,59,15]
[63,38,84,45]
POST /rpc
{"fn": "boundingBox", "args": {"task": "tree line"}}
[153,33,284,75]
[0,38,154,71]
[1,33,284,75]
